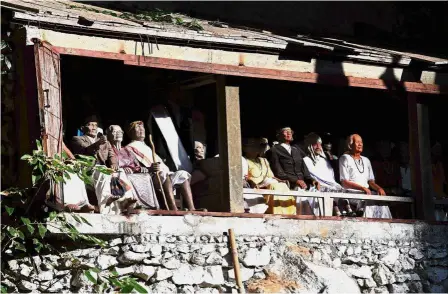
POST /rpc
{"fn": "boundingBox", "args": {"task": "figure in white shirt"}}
[303,133,346,216]
[339,134,392,219]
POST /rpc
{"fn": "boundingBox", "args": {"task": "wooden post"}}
[408,93,434,220]
[229,229,245,294]
[216,75,244,213]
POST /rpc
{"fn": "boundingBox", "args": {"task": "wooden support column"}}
[216,75,244,212]
[408,93,434,220]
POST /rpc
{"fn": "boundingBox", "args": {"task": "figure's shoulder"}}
[71,136,86,144]
[339,154,350,161]
[303,156,312,165]
[361,155,372,164]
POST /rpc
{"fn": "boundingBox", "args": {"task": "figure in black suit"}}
[267,127,319,190]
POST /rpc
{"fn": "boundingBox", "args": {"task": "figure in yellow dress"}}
[243,138,296,215]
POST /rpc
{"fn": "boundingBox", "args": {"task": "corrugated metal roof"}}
[2,0,447,67]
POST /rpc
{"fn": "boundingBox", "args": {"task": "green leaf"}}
[31,174,42,186]
[79,216,92,226]
[71,214,82,224]
[4,205,14,216]
[6,226,18,237]
[33,238,43,252]
[109,277,123,288]
[48,211,58,221]
[20,154,32,160]
[129,280,148,293]
[120,284,134,293]
[84,270,97,285]
[15,242,27,252]
[90,267,101,274]
[38,224,47,238]
[36,140,42,151]
[1,285,8,293]
[17,229,25,240]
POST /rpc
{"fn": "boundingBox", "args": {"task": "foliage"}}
[66,4,204,31]
[1,141,145,293]
[84,268,148,293]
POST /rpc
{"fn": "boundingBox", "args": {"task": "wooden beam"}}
[53,47,448,95]
[216,75,244,213]
[408,93,435,220]
[12,30,40,188]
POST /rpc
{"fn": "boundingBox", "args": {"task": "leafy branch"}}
[0,141,146,293]
[66,4,204,31]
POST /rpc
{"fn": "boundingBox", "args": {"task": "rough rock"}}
[172,264,205,285]
[201,244,216,254]
[228,266,254,282]
[395,274,410,283]
[206,252,223,265]
[306,262,360,293]
[118,252,147,264]
[373,264,395,286]
[406,281,422,293]
[202,266,225,286]
[133,265,156,281]
[408,248,424,260]
[102,246,120,256]
[18,281,38,292]
[196,288,220,294]
[178,244,190,253]
[427,267,448,284]
[365,278,378,288]
[115,266,134,276]
[387,283,409,293]
[96,255,119,270]
[219,248,229,256]
[143,257,161,265]
[7,260,19,271]
[150,280,177,293]
[162,257,181,269]
[130,244,150,253]
[19,265,32,277]
[399,255,415,271]
[338,246,347,254]
[190,253,206,266]
[178,285,196,293]
[333,258,342,268]
[310,238,321,244]
[380,248,400,266]
[253,271,266,280]
[37,270,54,281]
[243,246,271,267]
[373,286,389,294]
[346,265,373,279]
[150,244,163,257]
[155,268,173,281]
[109,237,122,246]
[347,247,354,256]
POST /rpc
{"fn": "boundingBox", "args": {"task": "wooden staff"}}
[229,229,245,294]
[149,134,169,210]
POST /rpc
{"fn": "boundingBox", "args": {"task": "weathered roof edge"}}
[2,0,447,70]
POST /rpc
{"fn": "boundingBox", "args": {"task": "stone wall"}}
[1,215,448,293]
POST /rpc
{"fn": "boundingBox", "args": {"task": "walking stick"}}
[149,134,170,210]
[229,229,246,294]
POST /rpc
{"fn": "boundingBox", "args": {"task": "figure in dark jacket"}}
[267,127,319,190]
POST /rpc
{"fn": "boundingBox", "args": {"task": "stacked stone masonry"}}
[2,232,448,293]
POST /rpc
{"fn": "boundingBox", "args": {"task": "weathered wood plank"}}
[217,75,244,212]
[243,188,414,203]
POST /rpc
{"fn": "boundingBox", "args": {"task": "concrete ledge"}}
[47,212,448,243]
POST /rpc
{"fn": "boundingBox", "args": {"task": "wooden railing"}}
[243,188,414,217]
